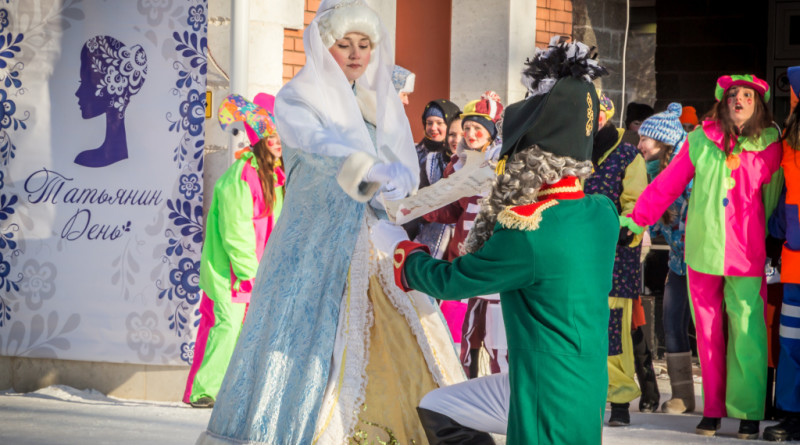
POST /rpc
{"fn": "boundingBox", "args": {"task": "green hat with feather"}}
[499,36,608,163]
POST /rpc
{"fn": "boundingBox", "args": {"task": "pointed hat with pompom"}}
[638,102,687,147]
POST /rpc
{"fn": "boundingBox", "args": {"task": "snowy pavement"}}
[0,386,210,445]
[0,380,779,445]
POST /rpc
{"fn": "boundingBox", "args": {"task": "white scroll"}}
[385,150,496,225]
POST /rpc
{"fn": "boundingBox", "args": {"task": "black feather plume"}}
[521,39,608,97]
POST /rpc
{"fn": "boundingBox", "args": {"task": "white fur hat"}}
[317,0,381,48]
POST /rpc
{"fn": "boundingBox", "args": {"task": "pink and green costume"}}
[625,118,782,420]
[183,151,284,404]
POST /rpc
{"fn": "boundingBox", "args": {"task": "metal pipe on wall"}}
[619,0,630,128]
[229,0,250,165]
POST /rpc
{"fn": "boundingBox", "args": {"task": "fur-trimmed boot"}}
[417,407,495,445]
[661,351,695,414]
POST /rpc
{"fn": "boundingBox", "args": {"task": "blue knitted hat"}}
[638,102,686,147]
[423,103,445,121]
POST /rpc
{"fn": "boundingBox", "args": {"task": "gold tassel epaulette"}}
[497,199,559,231]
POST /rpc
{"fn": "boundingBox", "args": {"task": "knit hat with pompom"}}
[638,102,686,147]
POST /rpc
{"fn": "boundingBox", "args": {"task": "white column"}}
[230,0,249,95]
[507,0,537,103]
[450,0,538,107]
[366,0,397,57]
[229,0,249,164]
[249,0,304,99]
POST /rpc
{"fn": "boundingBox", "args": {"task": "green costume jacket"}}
[199,152,284,304]
[394,177,619,444]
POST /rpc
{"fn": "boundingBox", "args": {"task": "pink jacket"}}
[628,120,781,276]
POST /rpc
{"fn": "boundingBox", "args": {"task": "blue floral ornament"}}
[180,89,205,137]
[0,251,8,278]
[0,89,16,129]
[4,69,21,89]
[179,173,201,200]
[160,2,206,343]
[0,170,4,189]
[0,9,9,34]
[0,227,15,250]
[180,341,195,364]
[168,257,200,304]
[0,32,23,70]
[0,192,16,221]
[187,5,205,32]
[0,250,17,292]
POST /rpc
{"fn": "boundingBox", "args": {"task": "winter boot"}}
[695,416,721,436]
[416,407,495,445]
[608,402,631,426]
[632,326,660,413]
[764,413,800,441]
[737,419,760,440]
[661,351,695,414]
[190,396,214,408]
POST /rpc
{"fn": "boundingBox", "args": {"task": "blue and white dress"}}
[197,117,464,445]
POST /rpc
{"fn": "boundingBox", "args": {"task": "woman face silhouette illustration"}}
[74,35,148,168]
[76,46,106,120]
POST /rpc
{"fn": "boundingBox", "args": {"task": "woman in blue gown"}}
[196,1,464,444]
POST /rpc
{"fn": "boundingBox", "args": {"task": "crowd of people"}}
[181,0,800,443]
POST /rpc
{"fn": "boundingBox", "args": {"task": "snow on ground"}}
[0,385,210,445]
[0,377,779,445]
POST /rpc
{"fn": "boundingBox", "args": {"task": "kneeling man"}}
[372,38,618,445]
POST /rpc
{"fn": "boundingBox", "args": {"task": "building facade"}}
[4,0,798,402]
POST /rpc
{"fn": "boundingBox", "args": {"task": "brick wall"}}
[536,0,573,48]
[284,1,573,83]
[282,0,320,84]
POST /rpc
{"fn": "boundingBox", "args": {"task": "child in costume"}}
[372,37,615,445]
[624,74,783,439]
[764,65,800,442]
[183,93,284,408]
[446,113,463,154]
[680,105,699,133]
[197,2,464,444]
[620,102,655,146]
[404,99,462,257]
[417,99,462,189]
[637,103,695,414]
[423,94,505,376]
[626,102,655,133]
[584,90,653,425]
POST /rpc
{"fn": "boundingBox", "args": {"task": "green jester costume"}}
[378,38,619,444]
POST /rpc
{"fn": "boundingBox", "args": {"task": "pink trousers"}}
[687,267,767,420]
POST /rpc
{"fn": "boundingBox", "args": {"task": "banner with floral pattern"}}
[0,0,206,365]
